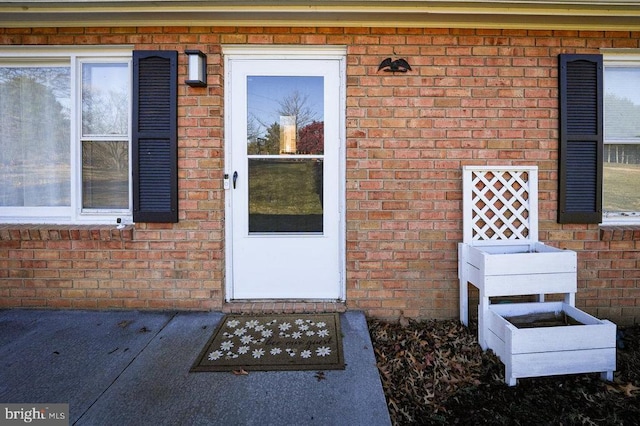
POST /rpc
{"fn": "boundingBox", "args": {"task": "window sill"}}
[0,224,134,241]
[599,225,640,241]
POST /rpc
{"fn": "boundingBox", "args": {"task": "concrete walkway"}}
[0,309,391,426]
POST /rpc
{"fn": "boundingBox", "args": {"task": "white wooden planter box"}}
[460,241,578,352]
[487,302,616,386]
[459,166,617,386]
[464,242,577,299]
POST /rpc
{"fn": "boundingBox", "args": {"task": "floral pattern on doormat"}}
[191,313,345,372]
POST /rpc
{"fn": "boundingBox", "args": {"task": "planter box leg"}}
[478,293,489,350]
[564,293,575,306]
[459,243,469,326]
[460,279,468,326]
[601,371,613,381]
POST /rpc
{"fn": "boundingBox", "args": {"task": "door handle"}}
[233,171,238,189]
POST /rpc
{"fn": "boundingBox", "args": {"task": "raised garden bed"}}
[459,166,617,387]
[487,302,616,386]
[464,242,577,299]
[460,241,578,352]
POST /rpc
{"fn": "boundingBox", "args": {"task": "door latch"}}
[233,171,238,189]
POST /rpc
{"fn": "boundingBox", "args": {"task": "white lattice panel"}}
[462,166,538,245]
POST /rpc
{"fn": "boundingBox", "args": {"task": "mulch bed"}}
[368,317,640,425]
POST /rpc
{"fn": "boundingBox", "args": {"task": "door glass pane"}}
[246,75,325,233]
[0,66,71,207]
[249,159,323,233]
[247,76,324,155]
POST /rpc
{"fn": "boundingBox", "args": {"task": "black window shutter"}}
[558,54,603,224]
[132,51,178,223]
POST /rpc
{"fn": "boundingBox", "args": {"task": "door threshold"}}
[223,300,347,314]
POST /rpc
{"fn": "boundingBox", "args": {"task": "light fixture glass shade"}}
[185,50,207,87]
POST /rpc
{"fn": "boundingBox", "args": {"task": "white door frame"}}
[223,45,347,301]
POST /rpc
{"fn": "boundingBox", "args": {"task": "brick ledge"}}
[0,224,134,241]
[223,301,347,314]
[599,225,640,241]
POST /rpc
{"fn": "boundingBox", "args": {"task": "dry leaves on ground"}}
[368,318,640,425]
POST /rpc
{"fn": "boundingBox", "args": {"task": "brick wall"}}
[1,26,639,324]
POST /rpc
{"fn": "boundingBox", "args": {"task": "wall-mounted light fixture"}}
[185,50,207,87]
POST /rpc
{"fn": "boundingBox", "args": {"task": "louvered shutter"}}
[132,51,178,223]
[558,54,603,224]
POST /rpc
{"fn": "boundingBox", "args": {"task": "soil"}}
[506,311,583,328]
[368,317,640,425]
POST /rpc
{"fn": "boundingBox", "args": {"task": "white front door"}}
[224,47,346,300]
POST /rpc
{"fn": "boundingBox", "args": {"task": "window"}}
[604,53,640,222]
[0,47,132,224]
[81,62,130,211]
[0,64,71,209]
[558,52,640,225]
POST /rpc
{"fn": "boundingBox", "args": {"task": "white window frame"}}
[602,50,640,225]
[0,46,133,225]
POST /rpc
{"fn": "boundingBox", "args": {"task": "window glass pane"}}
[604,66,640,215]
[249,158,323,233]
[0,66,71,207]
[82,63,129,136]
[603,144,640,213]
[82,141,128,209]
[605,67,640,140]
[247,76,324,155]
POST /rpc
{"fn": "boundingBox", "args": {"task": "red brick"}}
[0,27,637,324]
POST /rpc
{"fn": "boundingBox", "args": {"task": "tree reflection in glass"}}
[246,76,325,233]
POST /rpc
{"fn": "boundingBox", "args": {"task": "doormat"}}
[191,313,345,372]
